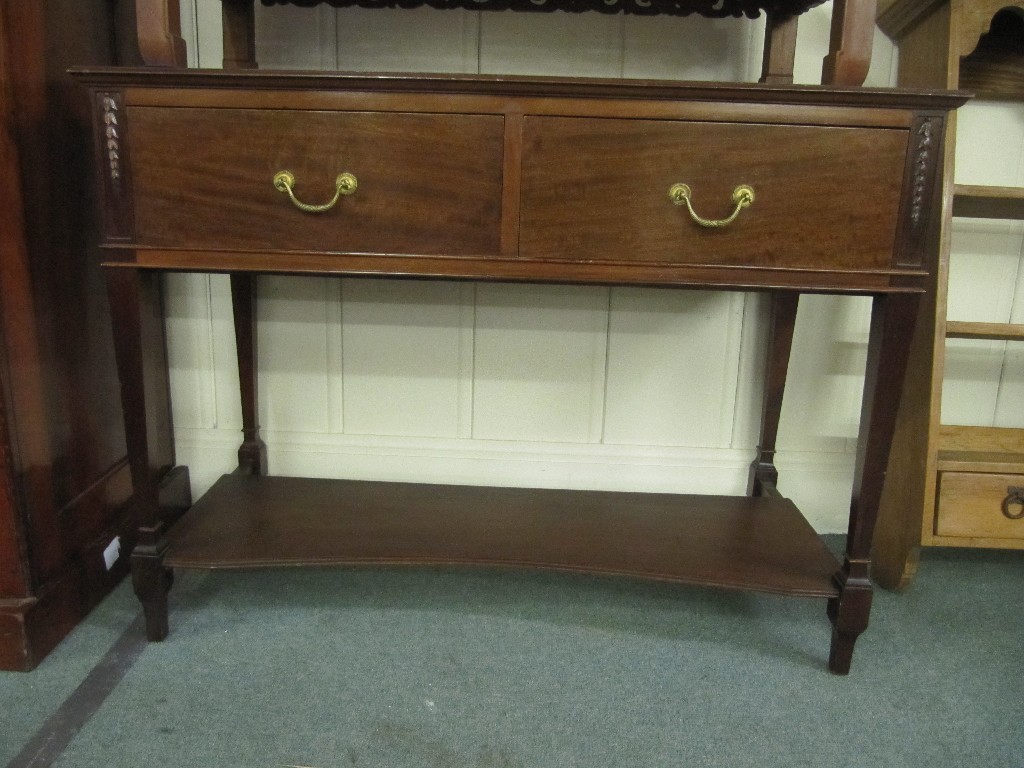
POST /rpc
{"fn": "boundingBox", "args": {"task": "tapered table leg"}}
[231,273,268,476]
[828,292,919,674]
[107,267,174,640]
[749,293,799,497]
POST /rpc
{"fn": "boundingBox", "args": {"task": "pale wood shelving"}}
[873,0,1024,589]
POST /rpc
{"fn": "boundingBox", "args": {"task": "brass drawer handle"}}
[669,183,755,228]
[1002,486,1024,520]
[273,170,358,213]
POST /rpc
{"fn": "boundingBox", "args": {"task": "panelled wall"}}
[162,2,1021,534]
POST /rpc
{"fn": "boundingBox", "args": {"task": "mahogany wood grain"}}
[135,0,186,67]
[75,67,957,114]
[77,70,964,673]
[519,117,907,272]
[128,108,504,255]
[822,0,877,86]
[166,475,842,597]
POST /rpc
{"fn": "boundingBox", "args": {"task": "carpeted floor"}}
[2,538,1022,768]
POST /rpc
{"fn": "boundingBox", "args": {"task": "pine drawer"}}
[936,471,1024,541]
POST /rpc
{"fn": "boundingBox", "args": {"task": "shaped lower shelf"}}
[165,474,841,598]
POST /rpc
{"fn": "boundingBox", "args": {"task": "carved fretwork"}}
[259,0,828,19]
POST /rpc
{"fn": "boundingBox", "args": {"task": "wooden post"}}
[136,0,187,67]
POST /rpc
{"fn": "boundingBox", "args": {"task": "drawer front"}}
[519,117,908,271]
[128,108,504,255]
[936,472,1024,541]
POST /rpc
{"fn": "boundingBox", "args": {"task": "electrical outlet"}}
[102,536,121,571]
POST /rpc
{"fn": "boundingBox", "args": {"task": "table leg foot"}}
[826,584,872,675]
[131,548,172,642]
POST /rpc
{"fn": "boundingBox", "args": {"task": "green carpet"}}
[2,540,1022,768]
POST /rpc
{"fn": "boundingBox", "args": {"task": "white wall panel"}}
[256,3,336,69]
[603,290,743,448]
[623,15,759,82]
[257,276,334,433]
[472,284,609,443]
[341,279,473,437]
[479,11,624,77]
[208,274,243,433]
[335,8,479,73]
[164,273,217,430]
[778,294,871,453]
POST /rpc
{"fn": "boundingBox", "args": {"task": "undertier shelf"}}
[165,474,842,599]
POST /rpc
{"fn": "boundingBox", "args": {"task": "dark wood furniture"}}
[872,0,1024,590]
[73,63,964,673]
[0,0,191,671]
[138,0,881,87]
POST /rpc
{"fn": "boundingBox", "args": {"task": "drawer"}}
[519,117,908,272]
[936,472,1024,541]
[128,108,505,255]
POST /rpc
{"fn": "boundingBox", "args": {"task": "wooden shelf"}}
[952,185,1024,220]
[165,475,842,599]
[945,320,1024,340]
[936,450,1024,474]
[938,424,1024,454]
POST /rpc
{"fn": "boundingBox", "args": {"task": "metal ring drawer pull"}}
[669,183,755,228]
[1001,486,1024,520]
[273,170,358,213]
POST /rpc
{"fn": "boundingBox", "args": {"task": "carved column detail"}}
[894,114,944,269]
[94,91,135,243]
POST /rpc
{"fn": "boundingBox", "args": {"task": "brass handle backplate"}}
[669,183,755,228]
[273,170,358,213]
[1002,486,1024,520]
